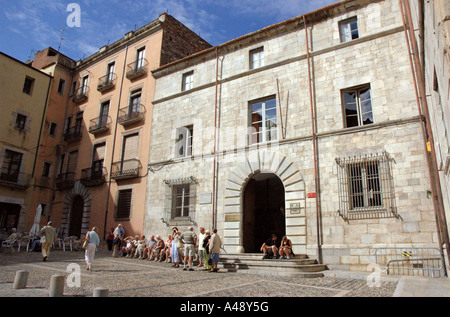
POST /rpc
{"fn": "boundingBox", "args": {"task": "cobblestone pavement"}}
[0,248,398,299]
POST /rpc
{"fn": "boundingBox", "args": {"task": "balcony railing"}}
[110,159,142,180]
[72,86,89,104]
[80,166,107,187]
[118,104,146,126]
[0,172,31,190]
[126,58,148,80]
[55,172,75,189]
[89,116,111,135]
[63,126,83,142]
[97,73,117,92]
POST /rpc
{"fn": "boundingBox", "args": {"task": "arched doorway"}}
[243,173,285,253]
[69,195,84,237]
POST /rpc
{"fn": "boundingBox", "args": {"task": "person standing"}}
[40,221,56,262]
[197,227,206,268]
[209,229,222,273]
[112,224,124,257]
[84,226,101,271]
[106,227,114,251]
[179,226,197,271]
[203,229,212,271]
[171,227,181,268]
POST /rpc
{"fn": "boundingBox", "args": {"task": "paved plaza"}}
[0,248,449,301]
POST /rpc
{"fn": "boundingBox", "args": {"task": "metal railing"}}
[97,73,117,92]
[0,172,31,189]
[126,58,148,80]
[118,104,146,125]
[55,172,75,189]
[72,86,89,104]
[89,116,111,134]
[375,247,445,277]
[336,151,399,221]
[63,126,83,142]
[110,159,141,180]
[80,166,107,187]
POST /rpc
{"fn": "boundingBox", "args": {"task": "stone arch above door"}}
[61,181,92,238]
[223,150,306,254]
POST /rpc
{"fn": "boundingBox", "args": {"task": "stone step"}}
[218,253,328,277]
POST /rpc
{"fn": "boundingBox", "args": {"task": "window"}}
[136,47,146,69]
[171,184,190,218]
[57,78,66,95]
[92,142,106,180]
[74,111,83,134]
[336,152,398,221]
[49,122,57,137]
[81,76,88,93]
[71,81,77,96]
[23,76,35,95]
[58,154,65,175]
[250,47,264,69]
[99,101,110,127]
[15,114,27,131]
[339,17,359,43]
[106,62,115,82]
[250,97,277,144]
[342,85,373,128]
[175,125,193,158]
[117,189,132,219]
[129,88,142,114]
[182,71,194,91]
[1,150,23,182]
[42,162,52,178]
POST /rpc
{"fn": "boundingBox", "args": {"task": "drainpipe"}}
[212,47,219,230]
[103,45,129,240]
[303,15,322,264]
[400,0,450,274]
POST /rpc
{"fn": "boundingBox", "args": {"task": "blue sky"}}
[1,0,337,63]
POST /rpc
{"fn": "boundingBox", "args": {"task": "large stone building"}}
[0,52,51,234]
[26,13,211,239]
[145,0,447,272]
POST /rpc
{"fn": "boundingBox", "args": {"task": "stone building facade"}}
[145,0,443,271]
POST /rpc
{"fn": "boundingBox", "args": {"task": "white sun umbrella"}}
[30,204,42,237]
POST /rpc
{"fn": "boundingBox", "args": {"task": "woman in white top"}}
[84,226,101,271]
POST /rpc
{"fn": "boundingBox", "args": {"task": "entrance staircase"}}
[219,253,328,278]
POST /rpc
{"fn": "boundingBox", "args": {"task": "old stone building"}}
[145,0,446,272]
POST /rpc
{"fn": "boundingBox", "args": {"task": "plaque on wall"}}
[290,203,300,214]
[225,214,240,222]
[199,192,212,205]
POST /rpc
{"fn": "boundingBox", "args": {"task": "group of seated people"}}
[118,234,173,262]
[260,234,294,259]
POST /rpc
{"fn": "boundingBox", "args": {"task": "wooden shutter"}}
[117,189,132,219]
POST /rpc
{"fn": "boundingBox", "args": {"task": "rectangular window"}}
[23,76,35,95]
[117,189,132,219]
[182,71,194,91]
[71,81,77,96]
[99,101,110,127]
[339,17,359,43]
[342,85,373,128]
[57,78,66,95]
[58,154,65,175]
[250,97,277,144]
[136,47,146,69]
[92,142,106,180]
[336,152,398,221]
[175,126,193,158]
[81,75,88,94]
[49,122,57,137]
[15,114,27,131]
[42,162,52,178]
[171,184,190,218]
[1,150,23,182]
[250,47,264,69]
[129,89,142,114]
[107,62,115,82]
